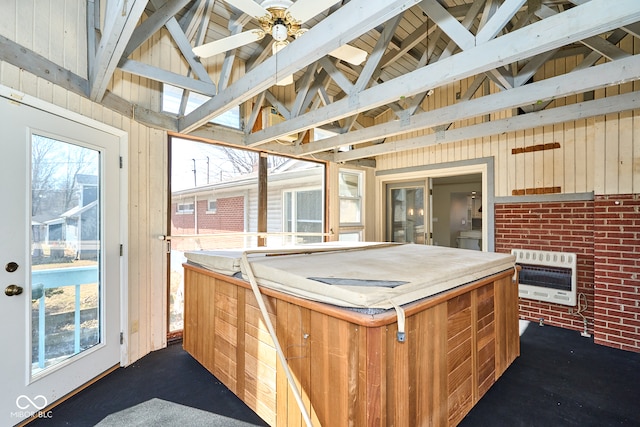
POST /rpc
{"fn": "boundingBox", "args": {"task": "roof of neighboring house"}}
[172,159,323,200]
[76,174,98,186]
[60,200,98,218]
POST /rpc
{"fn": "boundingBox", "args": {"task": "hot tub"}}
[182,243,519,426]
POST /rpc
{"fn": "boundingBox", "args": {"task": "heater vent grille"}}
[511,249,577,306]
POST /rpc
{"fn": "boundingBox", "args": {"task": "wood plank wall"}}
[0,0,168,365]
[375,42,640,197]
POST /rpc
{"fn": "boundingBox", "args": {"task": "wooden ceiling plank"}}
[245,0,640,146]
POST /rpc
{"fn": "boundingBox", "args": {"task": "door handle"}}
[4,284,23,296]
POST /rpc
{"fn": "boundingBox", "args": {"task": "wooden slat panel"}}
[183,266,519,427]
[447,294,473,426]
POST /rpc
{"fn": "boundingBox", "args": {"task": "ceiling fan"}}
[193,0,368,81]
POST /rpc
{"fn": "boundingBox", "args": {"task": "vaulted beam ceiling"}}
[3,0,640,166]
[244,0,640,146]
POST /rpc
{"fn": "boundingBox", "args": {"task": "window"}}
[283,189,323,244]
[162,84,240,129]
[176,202,194,213]
[339,170,362,225]
[207,199,217,213]
[338,169,364,241]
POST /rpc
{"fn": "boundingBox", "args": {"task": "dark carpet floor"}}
[29,321,639,427]
[460,321,640,427]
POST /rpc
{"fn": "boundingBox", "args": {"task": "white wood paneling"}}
[376,54,640,197]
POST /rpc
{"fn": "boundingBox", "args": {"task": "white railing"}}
[31,266,98,369]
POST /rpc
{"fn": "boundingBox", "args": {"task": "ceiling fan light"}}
[272,23,288,41]
[272,40,289,54]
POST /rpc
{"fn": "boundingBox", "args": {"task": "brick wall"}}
[170,196,245,235]
[196,196,245,233]
[495,201,595,333]
[593,194,640,352]
[171,205,195,234]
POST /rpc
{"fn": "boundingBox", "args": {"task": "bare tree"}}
[31,135,96,217]
[31,135,59,216]
[60,145,91,210]
[217,146,259,175]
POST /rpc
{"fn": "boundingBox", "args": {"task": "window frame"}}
[207,199,217,214]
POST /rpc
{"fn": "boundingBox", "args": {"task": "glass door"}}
[0,96,121,426]
[386,182,426,244]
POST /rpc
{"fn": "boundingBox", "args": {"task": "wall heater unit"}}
[511,249,577,306]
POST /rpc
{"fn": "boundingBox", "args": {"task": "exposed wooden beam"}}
[245,91,266,133]
[291,63,320,117]
[180,124,245,146]
[0,34,88,97]
[178,0,423,133]
[179,0,213,41]
[476,0,527,44]
[265,91,291,120]
[334,90,640,162]
[380,20,432,68]
[420,0,475,50]
[163,17,214,85]
[89,0,148,101]
[319,57,354,95]
[245,0,640,146]
[123,0,192,58]
[118,59,217,95]
[261,53,640,156]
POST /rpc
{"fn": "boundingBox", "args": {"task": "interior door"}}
[0,96,121,426]
[386,182,426,244]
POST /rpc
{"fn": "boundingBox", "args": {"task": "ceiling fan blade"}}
[193,30,265,58]
[224,0,271,19]
[286,0,341,25]
[329,44,368,66]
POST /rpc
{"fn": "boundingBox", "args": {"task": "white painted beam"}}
[476,0,527,44]
[334,90,640,162]
[123,0,192,58]
[90,0,148,101]
[118,59,217,95]
[420,0,475,50]
[283,54,640,155]
[245,0,640,146]
[178,0,423,133]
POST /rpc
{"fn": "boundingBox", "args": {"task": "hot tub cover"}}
[185,243,515,310]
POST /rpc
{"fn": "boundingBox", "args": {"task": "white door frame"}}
[375,159,492,251]
[0,85,129,366]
